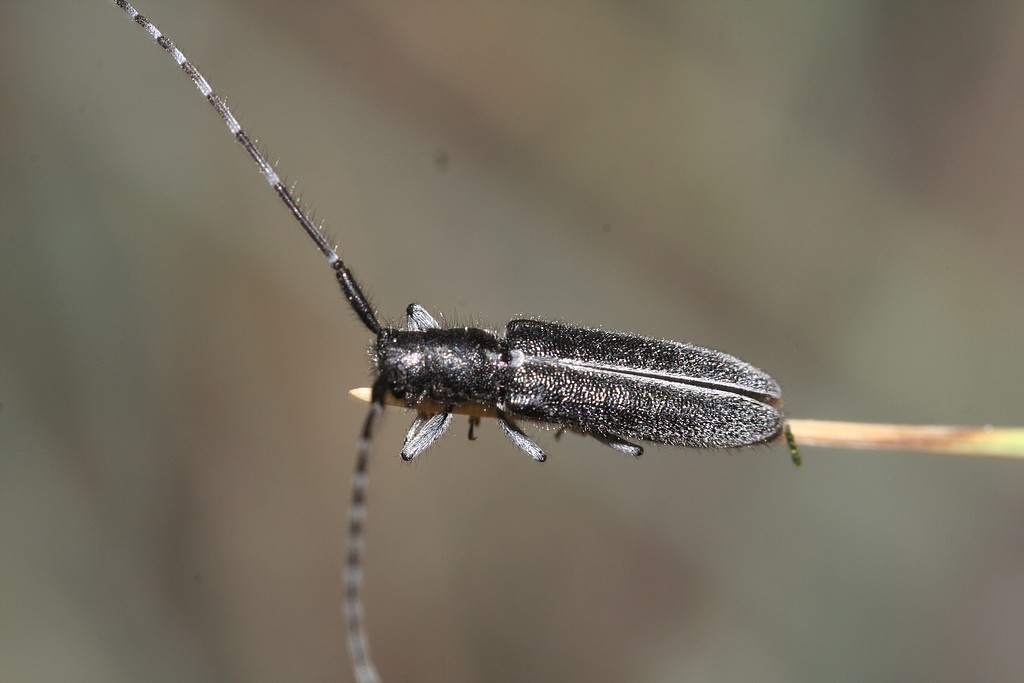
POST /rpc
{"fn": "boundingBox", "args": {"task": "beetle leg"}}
[401,412,428,456]
[405,303,440,331]
[784,422,801,466]
[591,432,643,457]
[495,410,547,462]
[401,410,453,461]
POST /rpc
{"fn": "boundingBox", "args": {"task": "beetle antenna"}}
[112,0,382,335]
[345,379,387,683]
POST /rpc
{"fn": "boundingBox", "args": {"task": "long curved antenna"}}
[113,3,389,680]
[346,379,387,683]
[112,1,381,335]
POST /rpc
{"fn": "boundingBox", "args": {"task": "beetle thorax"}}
[375,327,506,405]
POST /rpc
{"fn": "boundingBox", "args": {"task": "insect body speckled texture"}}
[388,307,785,462]
[502,319,783,452]
[111,3,795,682]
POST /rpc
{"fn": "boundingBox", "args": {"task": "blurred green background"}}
[3,2,1024,682]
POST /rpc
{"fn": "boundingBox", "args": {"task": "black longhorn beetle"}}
[112,3,799,682]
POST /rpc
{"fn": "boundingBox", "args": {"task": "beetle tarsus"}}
[592,432,644,457]
[401,410,453,461]
[496,410,547,462]
[784,422,801,467]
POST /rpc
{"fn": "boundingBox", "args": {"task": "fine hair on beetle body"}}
[377,303,788,462]
[111,3,797,682]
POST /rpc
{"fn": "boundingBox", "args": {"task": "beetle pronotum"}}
[111,3,798,681]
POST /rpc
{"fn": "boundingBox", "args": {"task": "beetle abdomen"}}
[502,360,782,448]
[502,320,784,448]
[506,319,781,401]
